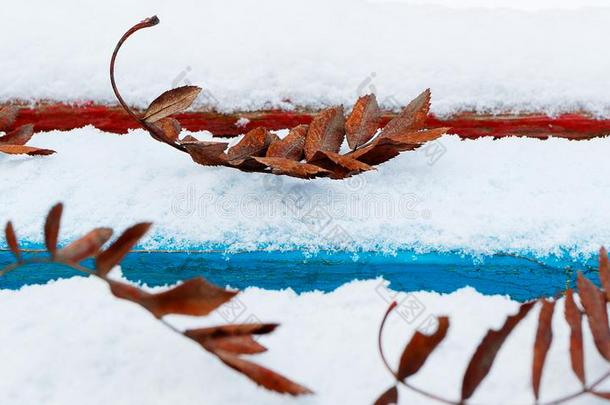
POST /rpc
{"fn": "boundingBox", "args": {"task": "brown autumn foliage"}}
[0,106,55,156]
[374,248,610,404]
[1,203,312,396]
[109,16,450,180]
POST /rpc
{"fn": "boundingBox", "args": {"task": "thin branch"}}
[540,370,610,405]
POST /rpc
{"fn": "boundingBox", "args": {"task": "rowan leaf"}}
[397,317,449,380]
[303,106,345,161]
[0,145,55,156]
[309,150,373,179]
[373,386,398,405]
[5,221,20,261]
[532,300,555,399]
[214,350,313,395]
[577,273,610,361]
[153,117,181,142]
[111,278,237,318]
[564,289,585,385]
[179,135,199,144]
[377,127,449,150]
[599,247,610,301]
[346,127,448,166]
[266,124,308,161]
[253,157,331,179]
[184,141,228,166]
[96,223,151,276]
[45,203,63,258]
[346,143,400,166]
[142,85,201,123]
[184,324,278,340]
[346,94,381,150]
[227,127,276,162]
[0,124,34,145]
[380,89,431,138]
[200,335,268,355]
[0,105,19,131]
[55,228,113,264]
[461,301,535,400]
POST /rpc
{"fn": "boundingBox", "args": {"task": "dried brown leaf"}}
[0,106,19,131]
[45,203,63,258]
[201,335,268,355]
[374,386,398,405]
[303,106,345,161]
[253,157,331,179]
[564,289,585,385]
[397,317,449,380]
[142,85,201,123]
[227,127,276,162]
[184,141,228,166]
[266,124,308,161]
[230,156,270,173]
[577,272,610,361]
[55,228,113,263]
[110,277,237,318]
[0,145,55,156]
[96,223,151,276]
[153,117,181,142]
[600,247,610,301]
[215,350,313,395]
[380,89,431,138]
[592,392,610,399]
[5,221,20,261]
[346,94,381,150]
[346,127,448,166]
[347,143,400,166]
[377,127,449,151]
[309,150,373,179]
[179,135,199,144]
[532,300,556,399]
[461,301,535,400]
[184,324,278,340]
[0,124,34,145]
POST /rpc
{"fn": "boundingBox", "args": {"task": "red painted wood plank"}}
[5,102,610,140]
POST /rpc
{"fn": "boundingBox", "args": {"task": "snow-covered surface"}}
[2,1,610,116]
[0,276,607,405]
[1,127,610,259]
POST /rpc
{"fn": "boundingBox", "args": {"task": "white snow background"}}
[2,1,610,404]
[0,275,609,405]
[1,128,609,259]
[1,0,610,116]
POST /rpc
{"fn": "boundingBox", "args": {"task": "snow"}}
[2,1,610,116]
[1,127,610,259]
[0,275,607,404]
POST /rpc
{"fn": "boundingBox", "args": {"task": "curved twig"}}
[109,16,186,152]
[378,301,459,405]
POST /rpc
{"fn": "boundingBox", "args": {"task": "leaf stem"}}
[109,16,186,153]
